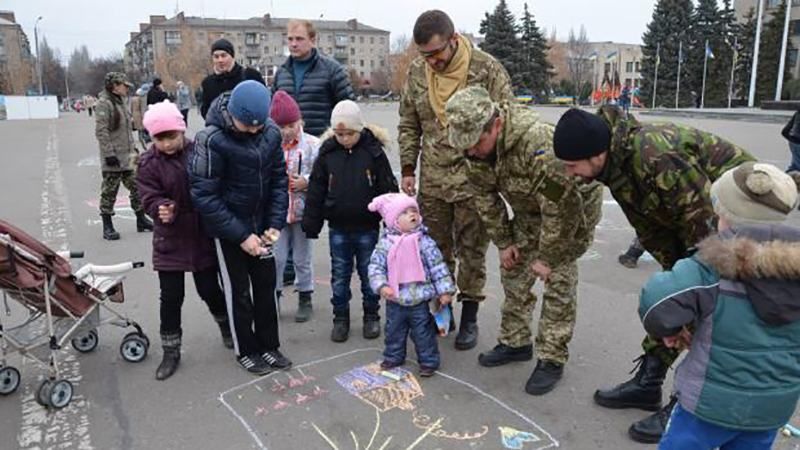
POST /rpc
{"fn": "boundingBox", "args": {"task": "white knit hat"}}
[711,162,799,224]
[330,100,365,132]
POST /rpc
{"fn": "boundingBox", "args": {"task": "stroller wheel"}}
[123,331,150,349]
[0,367,21,395]
[36,380,52,406]
[120,335,148,363]
[48,380,73,409]
[71,330,99,353]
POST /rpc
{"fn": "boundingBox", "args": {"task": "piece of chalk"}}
[784,423,800,436]
[380,370,402,381]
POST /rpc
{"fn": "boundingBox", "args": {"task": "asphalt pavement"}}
[0,105,797,450]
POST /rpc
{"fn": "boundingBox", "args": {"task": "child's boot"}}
[331,312,350,342]
[295,291,313,323]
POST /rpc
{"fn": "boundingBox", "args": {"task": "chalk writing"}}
[412,410,489,440]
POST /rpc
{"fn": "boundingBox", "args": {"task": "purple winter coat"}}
[136,139,217,272]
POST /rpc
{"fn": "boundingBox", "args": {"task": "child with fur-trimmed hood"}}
[302,100,398,343]
[638,162,800,450]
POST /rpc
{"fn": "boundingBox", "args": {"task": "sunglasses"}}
[418,40,453,58]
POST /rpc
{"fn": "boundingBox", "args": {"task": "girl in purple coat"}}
[136,101,232,380]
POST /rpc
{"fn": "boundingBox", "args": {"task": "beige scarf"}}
[425,34,473,125]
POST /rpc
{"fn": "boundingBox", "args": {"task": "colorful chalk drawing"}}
[219,348,558,449]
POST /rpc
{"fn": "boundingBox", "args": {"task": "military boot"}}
[628,395,677,443]
[136,211,154,232]
[331,313,350,343]
[155,333,181,380]
[618,239,645,269]
[101,214,120,240]
[525,359,564,395]
[478,343,533,367]
[455,301,479,350]
[295,291,312,323]
[594,353,667,411]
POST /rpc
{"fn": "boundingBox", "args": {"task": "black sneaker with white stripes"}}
[261,349,292,370]
[238,354,272,375]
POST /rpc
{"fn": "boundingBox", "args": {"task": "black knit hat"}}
[211,38,235,57]
[152,77,162,87]
[553,108,612,161]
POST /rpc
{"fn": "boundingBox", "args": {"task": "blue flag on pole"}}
[705,42,715,59]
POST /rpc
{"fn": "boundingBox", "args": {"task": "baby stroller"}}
[0,219,149,409]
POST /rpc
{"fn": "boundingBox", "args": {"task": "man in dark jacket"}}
[199,38,265,119]
[781,110,800,172]
[147,78,170,105]
[190,80,291,375]
[272,19,355,137]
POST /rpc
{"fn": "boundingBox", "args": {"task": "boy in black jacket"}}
[303,100,398,342]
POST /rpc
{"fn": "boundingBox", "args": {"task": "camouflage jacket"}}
[596,106,756,269]
[472,104,603,269]
[95,89,136,172]
[398,44,514,202]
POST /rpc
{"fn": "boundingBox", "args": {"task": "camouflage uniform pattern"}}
[95,75,142,215]
[593,106,756,365]
[397,43,514,302]
[446,89,603,364]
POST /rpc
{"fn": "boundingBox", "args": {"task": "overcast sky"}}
[5,0,659,59]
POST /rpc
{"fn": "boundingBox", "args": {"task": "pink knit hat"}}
[270,90,302,126]
[142,101,186,136]
[368,193,419,229]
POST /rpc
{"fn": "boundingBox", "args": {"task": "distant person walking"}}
[781,110,800,173]
[147,78,170,106]
[199,38,265,119]
[175,81,192,126]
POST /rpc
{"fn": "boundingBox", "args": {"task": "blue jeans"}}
[659,404,778,450]
[788,142,800,172]
[329,228,380,317]
[383,301,440,369]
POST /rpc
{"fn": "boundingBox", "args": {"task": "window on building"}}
[636,61,641,72]
[248,57,259,66]
[380,36,386,44]
[245,33,258,45]
[360,59,364,67]
[625,78,632,86]
[789,49,799,69]
[328,34,333,42]
[634,79,641,88]
[604,62,611,73]
[360,71,365,77]
[380,59,385,67]
[370,37,374,44]
[336,34,349,46]
[370,60,375,68]
[350,48,355,55]
[625,62,633,72]
[165,30,181,46]
[260,33,268,42]
[360,36,364,44]
[350,36,355,43]
[792,20,800,36]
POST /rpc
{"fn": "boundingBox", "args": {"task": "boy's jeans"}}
[383,301,440,369]
[328,228,380,317]
[788,142,800,172]
[659,403,777,450]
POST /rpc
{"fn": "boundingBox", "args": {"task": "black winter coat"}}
[302,126,398,238]
[782,111,800,145]
[272,49,355,137]
[147,87,170,105]
[190,94,288,244]
[200,63,265,119]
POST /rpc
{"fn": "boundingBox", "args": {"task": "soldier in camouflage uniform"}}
[553,106,756,443]
[398,10,514,350]
[444,86,603,395]
[95,72,153,240]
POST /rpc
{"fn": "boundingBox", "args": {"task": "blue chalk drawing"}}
[500,425,540,449]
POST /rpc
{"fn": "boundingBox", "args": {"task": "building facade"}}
[587,42,643,92]
[0,11,34,95]
[124,12,390,91]
[735,0,800,79]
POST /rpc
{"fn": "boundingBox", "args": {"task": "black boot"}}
[594,353,668,411]
[136,211,154,232]
[525,359,564,395]
[363,311,381,339]
[478,343,533,367]
[618,238,644,269]
[331,314,350,342]
[101,214,120,240]
[295,291,312,323]
[215,317,233,349]
[455,301,479,350]
[156,334,181,380]
[628,395,677,443]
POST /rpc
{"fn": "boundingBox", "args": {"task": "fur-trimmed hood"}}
[697,224,800,325]
[319,124,391,150]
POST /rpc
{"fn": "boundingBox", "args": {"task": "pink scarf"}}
[387,231,426,294]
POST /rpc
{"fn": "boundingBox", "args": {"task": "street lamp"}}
[34,16,43,95]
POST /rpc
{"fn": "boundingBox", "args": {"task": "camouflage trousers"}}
[418,194,488,302]
[642,333,682,366]
[99,170,143,215]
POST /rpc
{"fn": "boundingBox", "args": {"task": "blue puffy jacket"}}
[189,93,288,244]
[272,49,355,137]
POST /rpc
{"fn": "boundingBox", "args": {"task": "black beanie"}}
[553,108,612,161]
[152,77,162,87]
[211,38,235,57]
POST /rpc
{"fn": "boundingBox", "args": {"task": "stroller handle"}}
[56,250,84,259]
[74,261,145,279]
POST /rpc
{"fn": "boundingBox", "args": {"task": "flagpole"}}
[749,0,764,107]
[776,0,791,101]
[652,42,660,109]
[676,41,682,109]
[728,36,737,109]
[702,39,710,109]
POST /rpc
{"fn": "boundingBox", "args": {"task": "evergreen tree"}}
[641,0,695,108]
[734,7,757,101]
[480,0,523,89]
[518,3,551,96]
[755,0,792,103]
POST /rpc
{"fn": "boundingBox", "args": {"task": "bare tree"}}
[566,26,592,99]
[153,24,210,93]
[389,36,416,94]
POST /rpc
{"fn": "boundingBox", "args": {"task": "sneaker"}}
[418,366,437,377]
[380,360,403,370]
[261,349,292,370]
[238,354,272,375]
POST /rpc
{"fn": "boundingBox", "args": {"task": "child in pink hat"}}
[136,101,232,380]
[367,193,455,377]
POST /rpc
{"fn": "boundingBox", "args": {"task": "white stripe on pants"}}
[214,239,241,356]
[274,222,314,293]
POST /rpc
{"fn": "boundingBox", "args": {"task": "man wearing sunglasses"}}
[398,10,514,350]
